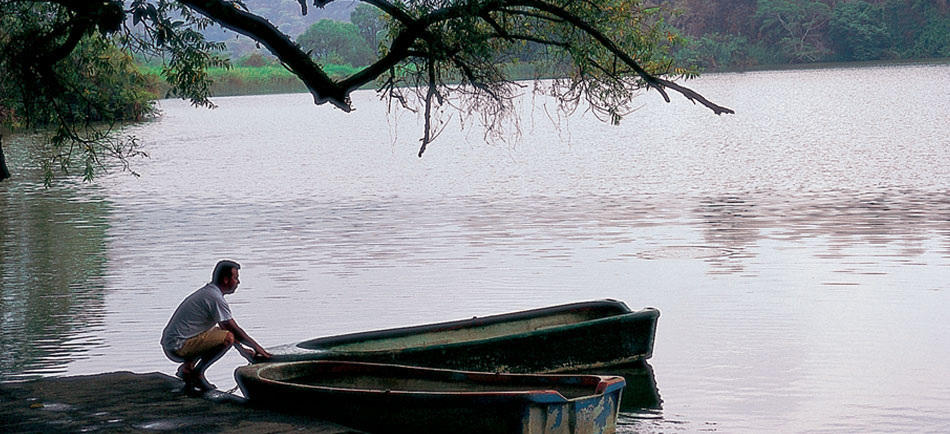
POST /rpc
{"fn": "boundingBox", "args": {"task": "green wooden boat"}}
[266,299,659,373]
[235,360,625,434]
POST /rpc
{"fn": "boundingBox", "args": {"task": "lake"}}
[2,62,949,433]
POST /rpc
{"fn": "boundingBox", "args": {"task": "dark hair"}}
[212,260,241,284]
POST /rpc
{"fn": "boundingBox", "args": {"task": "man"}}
[161,260,272,392]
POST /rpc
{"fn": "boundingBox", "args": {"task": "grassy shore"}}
[140,63,363,97]
[139,61,550,98]
[140,57,950,100]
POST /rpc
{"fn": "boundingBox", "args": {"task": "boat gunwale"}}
[239,361,626,404]
[318,309,658,357]
[293,300,657,354]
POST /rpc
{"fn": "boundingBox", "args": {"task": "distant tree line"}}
[666,0,950,69]
[295,4,382,68]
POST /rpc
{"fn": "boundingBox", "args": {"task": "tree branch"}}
[179,0,350,110]
[480,12,511,41]
[497,7,564,23]
[512,0,734,115]
[488,33,569,48]
[339,27,420,92]
[35,15,92,67]
[0,135,11,182]
[419,57,437,157]
[361,0,416,26]
[450,56,503,101]
[339,0,478,92]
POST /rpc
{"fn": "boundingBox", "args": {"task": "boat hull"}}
[235,361,625,434]
[267,299,659,373]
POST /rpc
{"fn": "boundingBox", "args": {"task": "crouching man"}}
[161,260,272,392]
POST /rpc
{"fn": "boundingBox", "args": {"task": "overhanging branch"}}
[0,135,11,182]
[513,0,734,115]
[179,0,349,110]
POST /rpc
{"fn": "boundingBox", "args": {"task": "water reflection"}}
[686,189,950,277]
[580,361,662,412]
[209,189,950,279]
[695,196,762,275]
[0,135,111,379]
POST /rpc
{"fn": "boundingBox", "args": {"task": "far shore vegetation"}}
[139,54,950,101]
[137,53,556,99]
[139,0,950,99]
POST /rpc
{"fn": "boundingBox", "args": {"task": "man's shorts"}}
[172,327,231,361]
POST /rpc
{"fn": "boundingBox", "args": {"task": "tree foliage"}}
[1,1,159,182]
[350,3,385,52]
[754,0,832,62]
[667,0,950,69]
[675,32,751,70]
[912,16,950,58]
[1,0,732,182]
[828,1,890,61]
[297,19,374,66]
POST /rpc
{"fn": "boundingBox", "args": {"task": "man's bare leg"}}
[177,360,196,379]
[190,345,228,390]
[184,332,236,391]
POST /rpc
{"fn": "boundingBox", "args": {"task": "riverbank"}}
[0,372,360,433]
[139,57,950,100]
[703,56,950,74]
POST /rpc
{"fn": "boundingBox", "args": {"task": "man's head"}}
[212,260,241,294]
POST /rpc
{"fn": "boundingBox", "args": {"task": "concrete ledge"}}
[0,371,361,433]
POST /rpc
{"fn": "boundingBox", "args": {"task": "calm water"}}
[2,63,950,433]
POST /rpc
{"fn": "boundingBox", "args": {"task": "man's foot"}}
[182,382,208,396]
[187,377,217,392]
[175,363,194,380]
[179,370,216,392]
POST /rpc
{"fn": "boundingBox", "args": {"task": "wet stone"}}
[0,371,361,433]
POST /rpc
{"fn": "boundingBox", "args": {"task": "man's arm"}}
[219,318,272,359]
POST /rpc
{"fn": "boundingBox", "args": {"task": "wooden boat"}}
[266,299,659,373]
[235,360,626,434]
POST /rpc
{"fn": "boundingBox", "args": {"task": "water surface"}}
[2,62,949,433]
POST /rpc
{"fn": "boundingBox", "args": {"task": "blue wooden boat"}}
[266,299,658,373]
[235,360,625,433]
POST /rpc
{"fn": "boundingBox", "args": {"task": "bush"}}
[237,53,276,67]
[1,35,157,129]
[674,32,760,70]
[297,19,375,67]
[912,18,950,58]
[829,1,893,61]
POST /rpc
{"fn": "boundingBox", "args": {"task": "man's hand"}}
[219,318,271,361]
[235,344,256,362]
[253,346,272,360]
[235,343,271,362]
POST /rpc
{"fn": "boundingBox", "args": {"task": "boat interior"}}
[257,362,611,399]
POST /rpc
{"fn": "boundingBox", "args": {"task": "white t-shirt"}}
[161,283,234,352]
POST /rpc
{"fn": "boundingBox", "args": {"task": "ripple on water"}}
[634,246,736,260]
